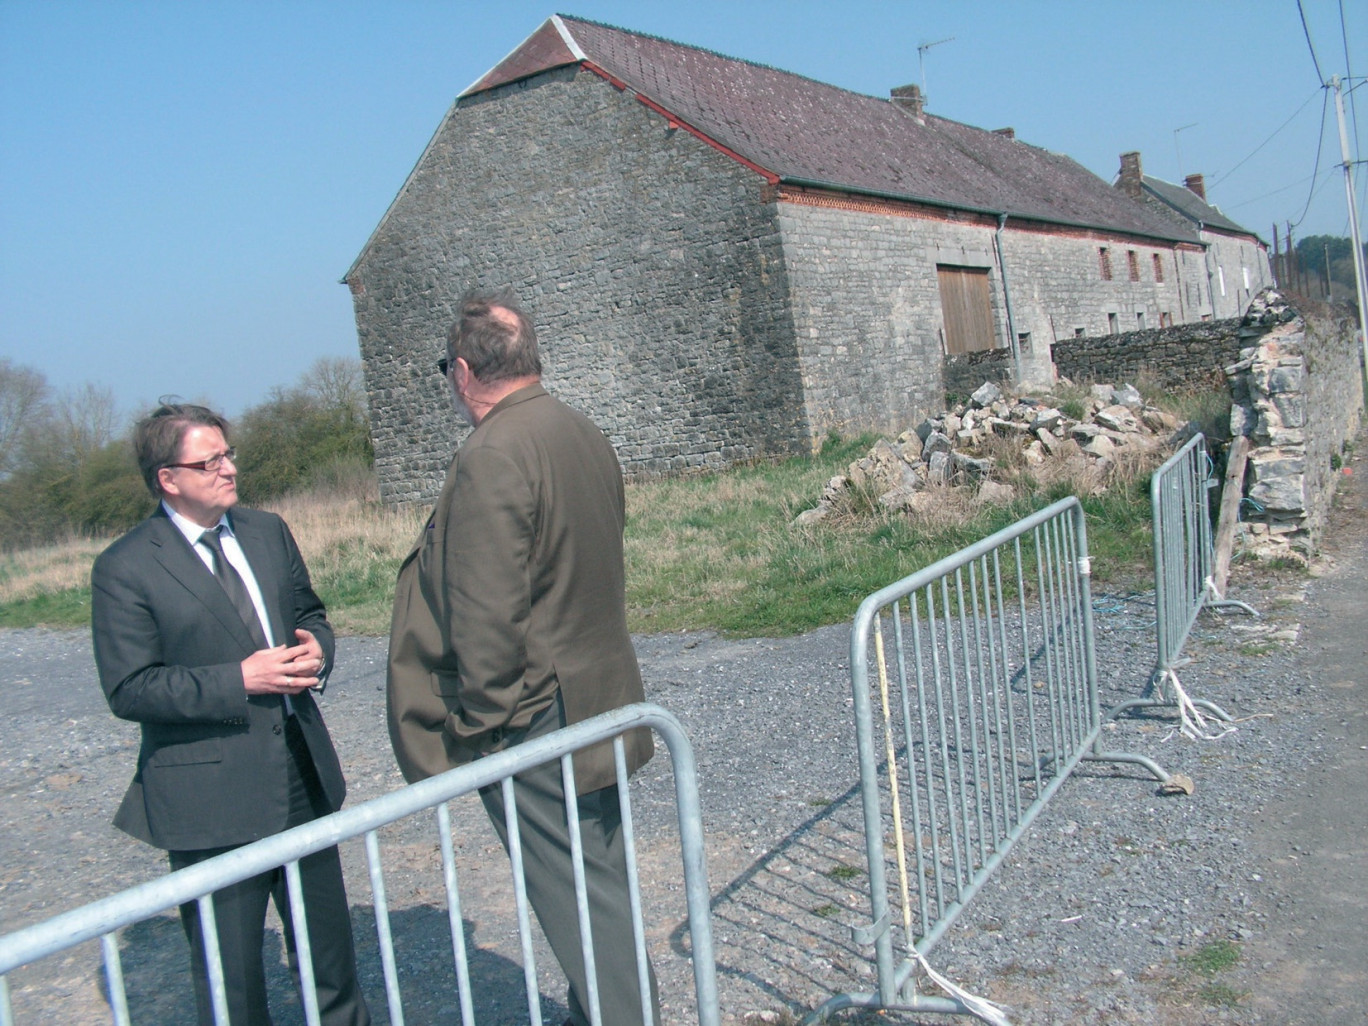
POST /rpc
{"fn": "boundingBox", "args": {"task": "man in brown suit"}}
[386,290,657,1025]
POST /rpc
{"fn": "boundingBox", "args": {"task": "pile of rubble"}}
[794,380,1184,525]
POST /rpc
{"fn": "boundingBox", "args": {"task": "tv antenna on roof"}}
[918,36,955,99]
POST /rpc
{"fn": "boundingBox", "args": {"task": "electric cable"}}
[1290,88,1333,228]
[1299,0,1327,85]
[1210,89,1322,189]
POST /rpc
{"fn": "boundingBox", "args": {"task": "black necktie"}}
[199,526,269,651]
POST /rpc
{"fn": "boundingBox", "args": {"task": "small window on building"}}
[1127,250,1140,281]
[1160,311,1172,328]
[1218,267,1227,297]
[1201,314,1211,322]
[1152,254,1164,282]
[1108,312,1119,334]
[1074,326,1086,337]
[1099,247,1113,281]
[1136,311,1146,330]
[1242,266,1251,290]
[1017,332,1032,353]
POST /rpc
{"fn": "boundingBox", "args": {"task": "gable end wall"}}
[347,66,807,504]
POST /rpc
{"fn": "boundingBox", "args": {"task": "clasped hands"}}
[242,629,327,695]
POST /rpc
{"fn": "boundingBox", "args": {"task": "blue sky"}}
[2,0,1364,418]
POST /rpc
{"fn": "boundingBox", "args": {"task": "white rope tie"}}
[1154,667,1236,741]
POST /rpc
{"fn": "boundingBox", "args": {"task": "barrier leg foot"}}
[1192,698,1233,722]
[1084,747,1171,783]
[799,992,875,1025]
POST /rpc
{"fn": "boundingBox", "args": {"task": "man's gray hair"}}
[447,288,542,383]
[134,400,229,497]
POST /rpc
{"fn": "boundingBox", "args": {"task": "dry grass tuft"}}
[264,491,427,635]
[0,536,110,605]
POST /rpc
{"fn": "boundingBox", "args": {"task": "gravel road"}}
[1,453,1363,1025]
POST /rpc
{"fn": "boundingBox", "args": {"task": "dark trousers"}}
[479,698,660,1026]
[170,719,370,1026]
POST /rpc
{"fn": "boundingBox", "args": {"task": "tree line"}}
[1292,235,1367,295]
[0,356,373,551]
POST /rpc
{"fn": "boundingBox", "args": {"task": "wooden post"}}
[1212,435,1250,596]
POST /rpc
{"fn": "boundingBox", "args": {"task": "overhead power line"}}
[1210,89,1321,189]
[1290,88,1332,228]
[1299,0,1326,84]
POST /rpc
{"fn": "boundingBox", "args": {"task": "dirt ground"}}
[1221,448,1368,1024]
[1,438,1364,1025]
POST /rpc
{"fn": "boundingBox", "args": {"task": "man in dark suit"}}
[386,290,658,1025]
[91,402,370,1026]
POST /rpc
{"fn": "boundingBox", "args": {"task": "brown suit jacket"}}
[387,383,652,793]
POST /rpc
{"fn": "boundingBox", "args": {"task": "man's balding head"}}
[447,289,542,384]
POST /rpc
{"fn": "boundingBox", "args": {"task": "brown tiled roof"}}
[1141,176,1255,238]
[461,15,1198,244]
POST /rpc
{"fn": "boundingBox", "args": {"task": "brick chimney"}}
[1118,151,1143,199]
[1184,173,1207,201]
[992,127,1015,140]
[890,84,926,123]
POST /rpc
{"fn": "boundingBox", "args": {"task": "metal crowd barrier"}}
[806,498,1167,1024]
[1108,433,1256,731]
[0,703,718,1026]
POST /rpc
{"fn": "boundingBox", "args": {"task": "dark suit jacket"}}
[387,383,652,793]
[91,506,345,851]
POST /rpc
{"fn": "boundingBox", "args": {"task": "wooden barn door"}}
[937,266,996,354]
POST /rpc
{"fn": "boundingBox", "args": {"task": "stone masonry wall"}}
[1051,317,1252,390]
[1203,230,1274,321]
[775,204,1194,437]
[1229,300,1364,557]
[347,66,807,504]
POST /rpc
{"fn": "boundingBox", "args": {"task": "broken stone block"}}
[1081,434,1116,459]
[923,431,953,457]
[927,450,952,483]
[879,486,919,510]
[1090,383,1115,403]
[952,452,994,479]
[943,413,963,436]
[1112,383,1143,409]
[1031,407,1063,432]
[990,417,1030,437]
[896,430,924,462]
[1271,392,1305,428]
[1024,440,1046,465]
[970,381,1003,408]
[1095,405,1140,432]
[1248,454,1306,513]
[848,439,917,494]
[1144,408,1181,433]
[792,504,831,527]
[975,480,1016,505]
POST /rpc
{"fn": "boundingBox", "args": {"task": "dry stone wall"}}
[1228,293,1363,558]
[1051,318,1254,391]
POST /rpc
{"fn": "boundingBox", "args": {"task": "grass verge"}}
[0,384,1218,638]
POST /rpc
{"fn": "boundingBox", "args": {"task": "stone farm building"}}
[1115,151,1271,320]
[346,14,1272,504]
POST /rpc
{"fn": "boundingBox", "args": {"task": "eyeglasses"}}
[166,448,236,473]
[437,357,449,376]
